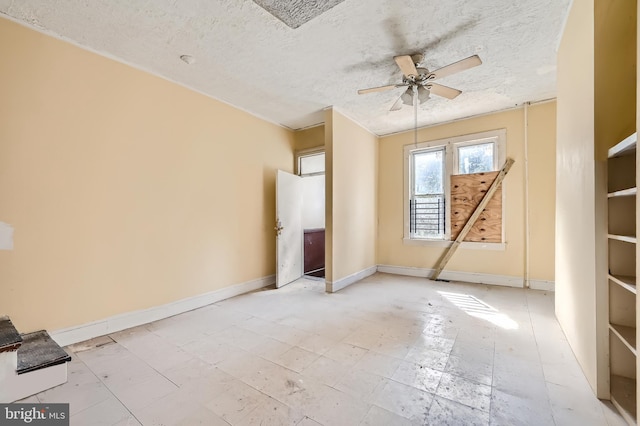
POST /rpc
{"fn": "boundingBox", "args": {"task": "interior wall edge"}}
[326,265,377,293]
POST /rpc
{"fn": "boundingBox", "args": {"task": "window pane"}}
[299,153,325,175]
[414,149,443,195]
[412,148,445,240]
[458,142,494,174]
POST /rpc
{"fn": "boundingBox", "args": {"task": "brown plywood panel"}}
[451,171,502,242]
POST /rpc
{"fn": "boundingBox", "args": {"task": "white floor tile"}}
[38,380,113,416]
[273,346,319,373]
[70,396,133,426]
[161,357,218,386]
[301,355,349,387]
[176,367,236,405]
[295,416,322,426]
[111,373,178,411]
[205,378,269,424]
[304,385,370,426]
[490,388,555,426]
[250,336,293,361]
[296,333,338,356]
[134,390,204,425]
[359,405,414,426]
[391,359,443,393]
[354,351,402,379]
[404,345,450,371]
[175,406,230,425]
[371,378,434,424]
[435,372,492,412]
[333,368,385,401]
[427,395,490,426]
[28,274,626,426]
[237,396,304,426]
[444,354,493,386]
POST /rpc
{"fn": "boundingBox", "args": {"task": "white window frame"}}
[403,129,507,249]
[296,148,325,177]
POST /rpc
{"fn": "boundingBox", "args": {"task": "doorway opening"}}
[297,150,326,280]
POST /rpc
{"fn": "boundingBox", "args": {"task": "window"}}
[410,148,446,239]
[404,129,505,243]
[297,151,325,176]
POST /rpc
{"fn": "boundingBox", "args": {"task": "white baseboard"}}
[51,275,275,347]
[528,279,555,291]
[377,264,525,288]
[326,266,377,293]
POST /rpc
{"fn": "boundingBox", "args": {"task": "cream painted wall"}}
[555,0,598,393]
[294,125,325,152]
[637,0,640,412]
[527,102,557,282]
[325,109,377,286]
[378,106,556,282]
[595,0,637,159]
[556,0,637,397]
[324,112,334,281]
[0,18,294,332]
[594,0,637,399]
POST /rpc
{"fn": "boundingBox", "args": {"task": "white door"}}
[276,170,303,288]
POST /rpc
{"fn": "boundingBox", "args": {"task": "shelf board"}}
[609,234,637,244]
[609,187,637,198]
[609,133,637,158]
[609,275,637,294]
[610,323,637,355]
[611,375,637,425]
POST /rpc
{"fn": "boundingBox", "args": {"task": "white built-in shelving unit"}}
[607,132,637,425]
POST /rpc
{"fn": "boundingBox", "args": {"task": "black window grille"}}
[410,194,445,239]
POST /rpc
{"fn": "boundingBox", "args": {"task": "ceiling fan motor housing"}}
[402,68,435,86]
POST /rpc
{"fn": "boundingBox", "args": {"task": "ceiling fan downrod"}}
[413,85,418,148]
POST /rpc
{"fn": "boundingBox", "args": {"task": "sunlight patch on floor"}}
[439,291,519,330]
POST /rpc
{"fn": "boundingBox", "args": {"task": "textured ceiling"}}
[0,0,571,135]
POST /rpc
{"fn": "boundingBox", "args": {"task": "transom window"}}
[404,129,505,242]
[298,151,325,176]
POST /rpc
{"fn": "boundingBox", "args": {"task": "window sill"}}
[402,238,506,251]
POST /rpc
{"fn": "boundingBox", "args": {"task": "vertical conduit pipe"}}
[524,102,531,288]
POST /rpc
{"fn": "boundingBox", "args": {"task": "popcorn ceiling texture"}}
[0,0,571,135]
[253,0,347,29]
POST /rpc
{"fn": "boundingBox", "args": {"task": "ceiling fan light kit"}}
[401,88,414,106]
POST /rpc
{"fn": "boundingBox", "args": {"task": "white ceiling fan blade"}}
[394,55,419,78]
[357,84,399,95]
[429,83,462,99]
[430,55,482,80]
[390,95,404,111]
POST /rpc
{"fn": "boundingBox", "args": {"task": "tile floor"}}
[21,273,626,425]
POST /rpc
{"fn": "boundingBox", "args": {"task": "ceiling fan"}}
[357,53,482,111]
